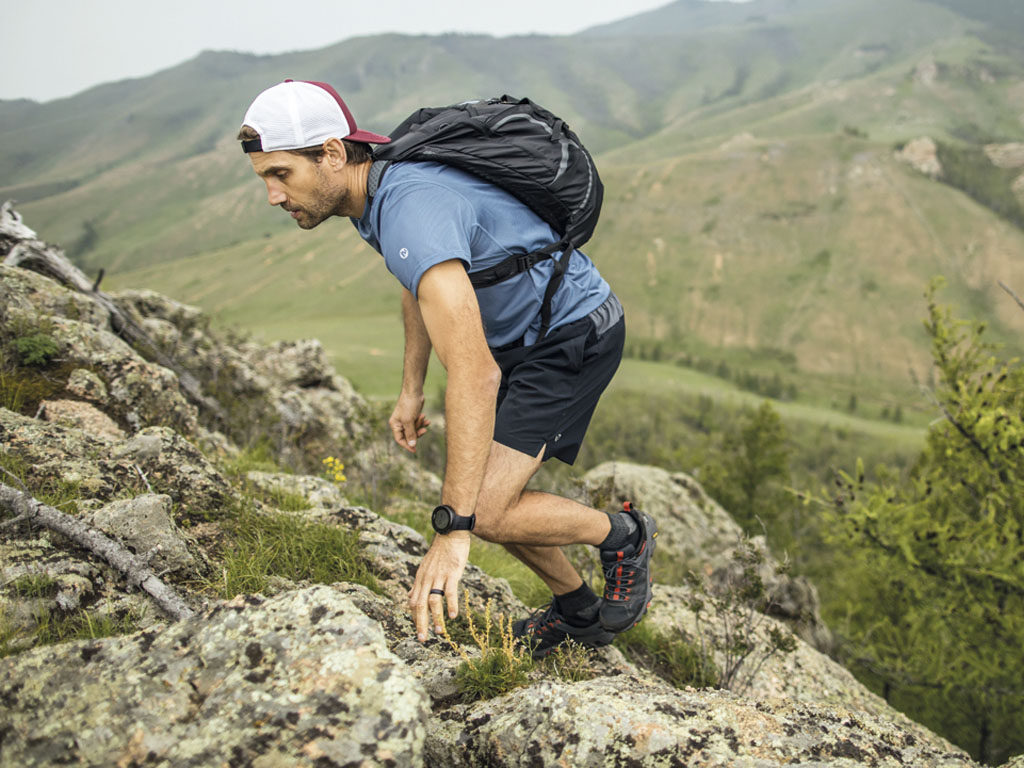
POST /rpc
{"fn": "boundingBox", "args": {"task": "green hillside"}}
[3,0,1024,405]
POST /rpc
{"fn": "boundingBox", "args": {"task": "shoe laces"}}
[603,544,644,602]
[523,602,562,637]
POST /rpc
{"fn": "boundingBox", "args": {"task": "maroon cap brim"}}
[347,129,391,144]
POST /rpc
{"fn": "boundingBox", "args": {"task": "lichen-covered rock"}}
[5,306,198,436]
[0,586,431,767]
[0,264,111,328]
[427,676,980,768]
[643,584,958,755]
[111,289,205,333]
[65,368,110,403]
[110,427,232,515]
[245,470,348,509]
[39,399,125,440]
[0,536,154,653]
[0,410,231,517]
[241,338,338,389]
[90,494,198,575]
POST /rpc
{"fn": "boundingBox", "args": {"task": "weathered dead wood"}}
[0,201,226,422]
[999,280,1024,314]
[0,482,195,621]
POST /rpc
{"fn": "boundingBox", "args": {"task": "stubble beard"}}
[291,165,350,229]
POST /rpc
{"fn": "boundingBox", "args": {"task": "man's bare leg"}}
[472,440,611,595]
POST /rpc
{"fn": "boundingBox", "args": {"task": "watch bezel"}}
[431,504,455,534]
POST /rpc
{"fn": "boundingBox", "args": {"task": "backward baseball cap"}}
[241,80,391,153]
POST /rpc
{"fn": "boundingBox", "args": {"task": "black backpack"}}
[367,95,604,341]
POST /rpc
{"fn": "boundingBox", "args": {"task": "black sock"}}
[554,582,600,626]
[600,510,640,551]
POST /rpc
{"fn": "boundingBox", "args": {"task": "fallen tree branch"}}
[999,280,1024,314]
[0,482,195,621]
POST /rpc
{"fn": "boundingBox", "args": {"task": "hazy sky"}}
[0,0,744,103]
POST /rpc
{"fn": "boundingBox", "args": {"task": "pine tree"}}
[825,279,1024,764]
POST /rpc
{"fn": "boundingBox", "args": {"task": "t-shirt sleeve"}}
[376,181,475,297]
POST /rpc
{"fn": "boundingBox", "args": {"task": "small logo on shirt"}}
[399,248,409,259]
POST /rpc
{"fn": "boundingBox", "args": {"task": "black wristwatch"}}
[431,504,476,534]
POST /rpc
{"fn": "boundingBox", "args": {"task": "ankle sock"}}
[600,510,641,551]
[554,582,600,627]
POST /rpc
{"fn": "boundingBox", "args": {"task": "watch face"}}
[432,505,453,533]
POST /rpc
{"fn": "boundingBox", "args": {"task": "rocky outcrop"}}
[643,584,954,754]
[0,587,431,767]
[983,143,1024,169]
[428,677,977,768]
[896,137,942,178]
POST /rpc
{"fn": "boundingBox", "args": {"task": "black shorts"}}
[491,295,625,464]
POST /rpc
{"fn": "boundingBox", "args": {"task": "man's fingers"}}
[429,589,446,634]
[445,577,459,619]
[390,419,417,453]
[408,586,430,641]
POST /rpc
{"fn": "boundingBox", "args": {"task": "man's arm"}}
[389,288,432,453]
[406,259,501,641]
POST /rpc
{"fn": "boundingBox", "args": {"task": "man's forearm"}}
[442,361,500,516]
[401,288,432,395]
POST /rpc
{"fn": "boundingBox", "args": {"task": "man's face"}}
[249,150,348,230]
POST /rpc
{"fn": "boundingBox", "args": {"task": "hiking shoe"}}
[599,501,657,632]
[512,600,615,659]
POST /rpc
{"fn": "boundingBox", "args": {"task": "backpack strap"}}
[468,237,572,343]
[366,160,391,201]
[368,157,571,344]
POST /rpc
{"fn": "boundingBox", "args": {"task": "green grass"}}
[0,604,144,660]
[615,621,719,690]
[213,501,380,598]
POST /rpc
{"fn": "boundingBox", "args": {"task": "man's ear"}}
[322,137,347,171]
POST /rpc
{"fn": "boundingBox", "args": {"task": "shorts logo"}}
[399,248,409,259]
[554,433,562,442]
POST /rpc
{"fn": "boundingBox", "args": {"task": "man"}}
[239,80,656,657]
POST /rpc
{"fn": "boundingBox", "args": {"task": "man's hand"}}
[389,391,430,453]
[408,531,470,641]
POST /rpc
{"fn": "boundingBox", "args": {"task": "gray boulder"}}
[90,494,198,576]
[0,586,431,767]
[427,676,979,768]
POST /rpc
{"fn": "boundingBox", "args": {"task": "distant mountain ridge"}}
[2,0,1024,397]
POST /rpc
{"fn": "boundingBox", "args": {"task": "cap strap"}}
[241,138,263,154]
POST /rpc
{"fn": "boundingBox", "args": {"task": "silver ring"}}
[429,588,445,596]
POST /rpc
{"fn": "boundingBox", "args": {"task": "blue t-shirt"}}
[352,161,609,348]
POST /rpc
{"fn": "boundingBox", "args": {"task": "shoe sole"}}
[599,505,658,632]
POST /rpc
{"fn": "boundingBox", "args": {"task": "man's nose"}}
[265,181,286,206]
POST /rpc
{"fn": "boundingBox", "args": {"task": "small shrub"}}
[444,598,534,702]
[542,638,596,683]
[685,540,798,694]
[13,333,59,367]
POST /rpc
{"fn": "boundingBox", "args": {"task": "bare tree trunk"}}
[0,483,195,622]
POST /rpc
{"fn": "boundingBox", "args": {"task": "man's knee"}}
[473,492,517,543]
